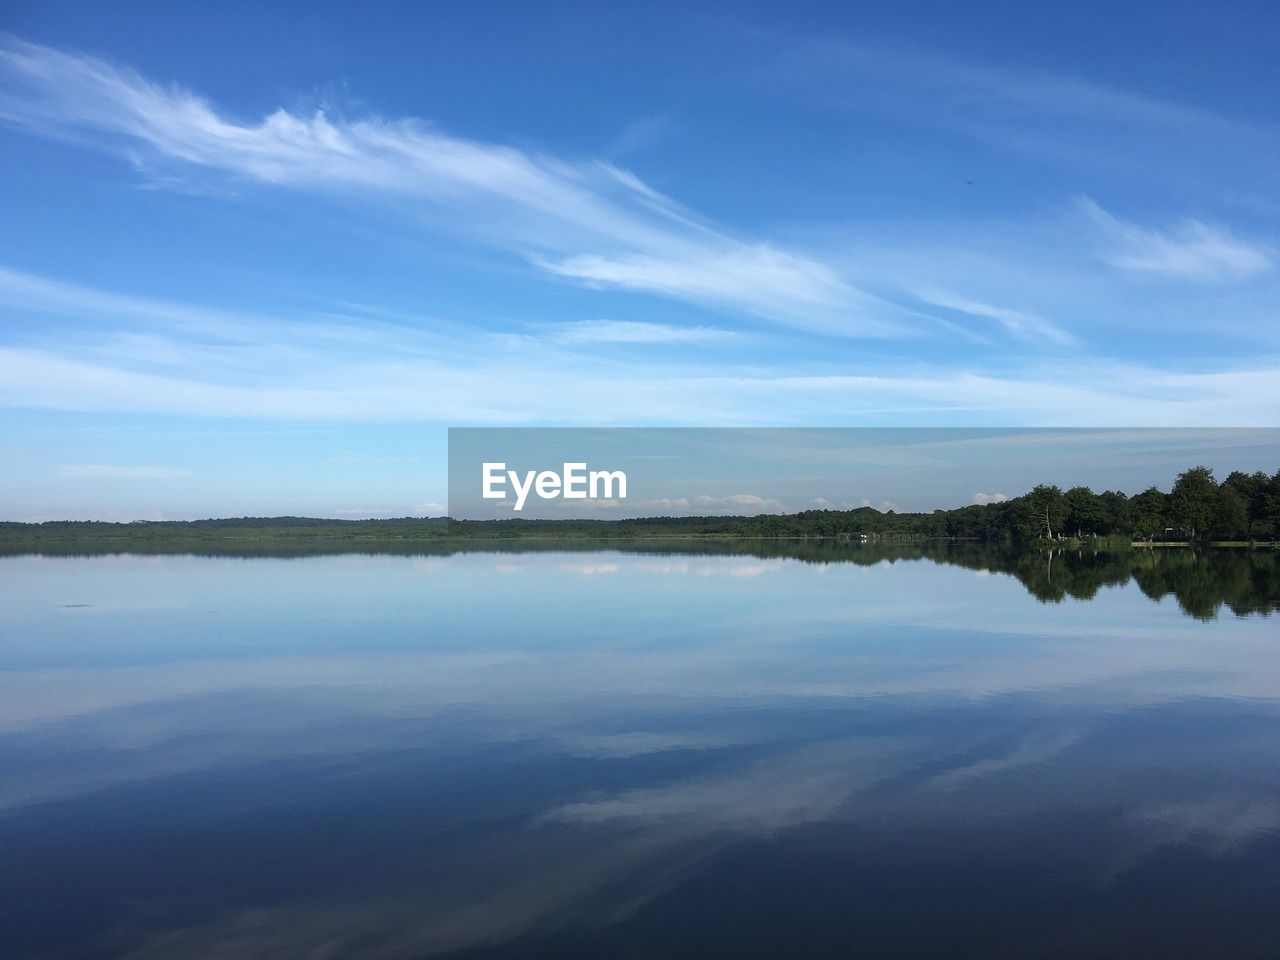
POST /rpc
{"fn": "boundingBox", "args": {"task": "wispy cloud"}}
[60,464,190,479]
[545,319,729,345]
[605,111,679,159]
[790,38,1220,132]
[0,36,901,336]
[1081,198,1274,281]
[539,247,897,336]
[770,36,1280,198]
[914,289,1076,346]
[1,268,1278,426]
[5,341,1277,426]
[0,264,259,335]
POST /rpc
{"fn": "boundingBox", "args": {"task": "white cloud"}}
[331,506,445,518]
[19,509,171,523]
[691,493,788,514]
[971,492,1008,505]
[546,319,728,344]
[556,494,788,517]
[804,496,893,511]
[858,498,900,512]
[539,246,898,336]
[60,464,189,480]
[915,289,1076,346]
[1081,198,1274,281]
[3,341,1279,427]
[0,37,900,335]
[1,269,1279,428]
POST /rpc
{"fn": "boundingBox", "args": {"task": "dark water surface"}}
[1,544,1277,958]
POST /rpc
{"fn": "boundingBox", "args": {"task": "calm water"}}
[1,543,1278,959]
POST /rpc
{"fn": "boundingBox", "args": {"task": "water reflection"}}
[7,538,1277,620]
[0,546,1277,958]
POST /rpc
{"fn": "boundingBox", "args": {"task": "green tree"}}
[1168,466,1218,539]
[1128,486,1166,540]
[1065,486,1109,537]
[1213,486,1249,540]
[1099,490,1129,535]
[1019,484,1067,540]
[1257,470,1280,538]
[1223,470,1270,537]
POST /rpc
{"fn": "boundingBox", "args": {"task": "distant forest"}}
[448,464,1279,543]
[3,464,1278,545]
[714,464,1280,544]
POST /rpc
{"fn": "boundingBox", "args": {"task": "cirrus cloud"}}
[1081,198,1274,281]
[0,36,905,337]
[60,464,190,480]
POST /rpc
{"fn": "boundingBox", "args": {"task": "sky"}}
[0,1,1277,520]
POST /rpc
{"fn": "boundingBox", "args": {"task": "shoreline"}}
[1,532,1274,549]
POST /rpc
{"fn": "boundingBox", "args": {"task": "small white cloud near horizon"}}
[330,503,446,518]
[562,493,788,516]
[971,492,1009,505]
[859,498,901,513]
[1080,198,1274,281]
[61,464,190,480]
[20,509,171,523]
[806,497,900,511]
[694,493,788,514]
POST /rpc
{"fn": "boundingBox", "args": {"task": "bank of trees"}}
[680,465,1279,544]
[3,465,1277,547]
[1005,467,1280,543]
[639,464,1279,544]
[451,464,1278,543]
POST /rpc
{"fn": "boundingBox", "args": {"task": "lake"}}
[1,543,1278,958]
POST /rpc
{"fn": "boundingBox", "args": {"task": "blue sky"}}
[0,2,1277,519]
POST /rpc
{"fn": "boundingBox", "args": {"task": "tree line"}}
[1005,465,1278,543]
[444,464,1279,543]
[3,464,1277,545]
